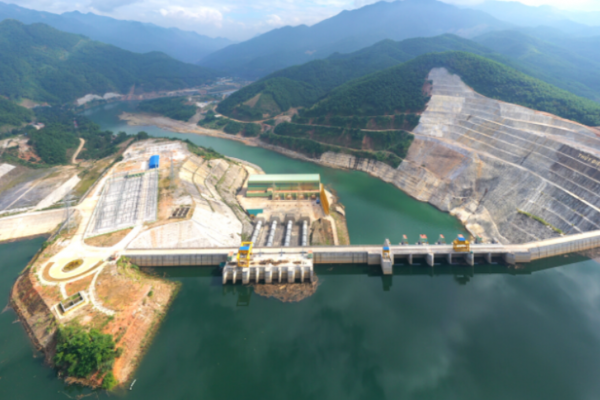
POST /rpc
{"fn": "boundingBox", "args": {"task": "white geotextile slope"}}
[409,68,600,242]
[128,156,242,249]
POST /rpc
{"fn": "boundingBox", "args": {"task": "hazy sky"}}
[5,0,600,40]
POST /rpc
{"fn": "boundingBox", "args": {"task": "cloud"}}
[89,0,140,12]
[159,5,224,27]
[266,14,285,27]
[6,0,600,42]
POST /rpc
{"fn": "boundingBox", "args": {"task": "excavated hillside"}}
[317,68,600,244]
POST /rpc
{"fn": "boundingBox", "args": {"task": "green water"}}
[2,103,600,399]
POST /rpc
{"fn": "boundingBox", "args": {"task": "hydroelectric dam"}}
[122,230,600,284]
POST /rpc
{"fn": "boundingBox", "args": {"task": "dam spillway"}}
[122,229,600,281]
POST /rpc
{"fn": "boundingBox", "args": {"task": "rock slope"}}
[318,68,600,244]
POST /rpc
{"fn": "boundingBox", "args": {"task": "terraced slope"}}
[411,68,600,242]
[314,68,600,243]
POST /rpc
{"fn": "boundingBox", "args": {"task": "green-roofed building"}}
[246,174,321,200]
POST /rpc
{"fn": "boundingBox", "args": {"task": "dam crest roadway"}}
[121,229,600,284]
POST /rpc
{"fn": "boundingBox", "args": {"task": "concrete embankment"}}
[0,209,65,243]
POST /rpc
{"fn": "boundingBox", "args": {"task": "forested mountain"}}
[218,35,493,120]
[0,1,233,63]
[473,30,600,102]
[307,52,600,127]
[200,0,509,78]
[258,51,600,168]
[0,98,33,129]
[0,20,218,104]
[218,31,600,121]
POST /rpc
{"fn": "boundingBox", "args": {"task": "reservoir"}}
[2,102,600,399]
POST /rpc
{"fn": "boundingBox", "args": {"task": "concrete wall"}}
[526,231,600,260]
[0,209,65,242]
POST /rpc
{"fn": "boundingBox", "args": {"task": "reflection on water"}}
[151,253,589,304]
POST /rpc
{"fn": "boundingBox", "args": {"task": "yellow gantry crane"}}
[382,239,391,260]
[237,242,253,268]
[453,234,470,252]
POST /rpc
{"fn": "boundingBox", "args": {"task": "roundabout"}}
[43,256,106,283]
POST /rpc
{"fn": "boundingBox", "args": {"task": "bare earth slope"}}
[319,68,600,244]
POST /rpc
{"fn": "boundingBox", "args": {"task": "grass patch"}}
[518,209,564,234]
[63,259,84,272]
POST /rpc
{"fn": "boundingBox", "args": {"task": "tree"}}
[101,371,117,390]
[136,131,149,141]
[54,325,118,379]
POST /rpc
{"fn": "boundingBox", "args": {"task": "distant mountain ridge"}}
[469,0,600,36]
[0,20,217,104]
[200,0,510,79]
[0,1,233,63]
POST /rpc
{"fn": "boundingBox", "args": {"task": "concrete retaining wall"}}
[129,253,228,267]
[0,209,65,242]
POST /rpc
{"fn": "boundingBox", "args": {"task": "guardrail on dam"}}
[122,230,600,276]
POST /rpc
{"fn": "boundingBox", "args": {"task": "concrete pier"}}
[426,253,434,267]
[222,252,314,284]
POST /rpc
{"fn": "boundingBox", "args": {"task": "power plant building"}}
[247,174,321,200]
[149,155,160,169]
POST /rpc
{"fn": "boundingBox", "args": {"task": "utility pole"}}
[170,154,174,190]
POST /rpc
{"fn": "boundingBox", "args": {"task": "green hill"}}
[473,30,600,102]
[218,35,492,121]
[306,51,600,127]
[138,97,197,122]
[260,51,600,166]
[0,98,33,129]
[0,19,218,105]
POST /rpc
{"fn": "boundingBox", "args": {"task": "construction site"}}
[5,137,349,388]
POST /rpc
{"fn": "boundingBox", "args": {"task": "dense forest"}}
[217,78,324,121]
[0,98,33,129]
[30,107,128,164]
[199,112,262,137]
[54,325,120,390]
[273,122,414,161]
[474,30,600,102]
[0,20,218,104]
[307,51,600,126]
[262,132,404,168]
[138,97,197,121]
[293,113,421,131]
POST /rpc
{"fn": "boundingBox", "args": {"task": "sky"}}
[4,0,600,40]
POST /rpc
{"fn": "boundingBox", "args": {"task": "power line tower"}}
[58,189,74,236]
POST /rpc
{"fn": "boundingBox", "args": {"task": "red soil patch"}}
[95,263,178,382]
[65,274,95,297]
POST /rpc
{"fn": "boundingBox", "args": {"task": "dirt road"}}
[72,138,85,164]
